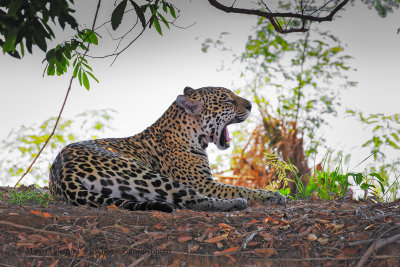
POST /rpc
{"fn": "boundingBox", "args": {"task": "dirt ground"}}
[0,185,399,267]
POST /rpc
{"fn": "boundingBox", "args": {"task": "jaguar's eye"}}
[223,99,237,105]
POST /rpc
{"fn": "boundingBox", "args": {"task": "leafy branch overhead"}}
[0,0,78,59]
[208,0,351,34]
[111,0,177,35]
[43,0,179,89]
[44,29,99,90]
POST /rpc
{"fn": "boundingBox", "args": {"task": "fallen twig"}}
[356,233,400,267]
[0,220,82,243]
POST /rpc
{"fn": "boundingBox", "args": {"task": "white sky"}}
[0,1,399,185]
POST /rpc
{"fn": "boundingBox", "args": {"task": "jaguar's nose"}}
[244,100,252,111]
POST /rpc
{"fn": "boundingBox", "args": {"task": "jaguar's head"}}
[176,86,252,150]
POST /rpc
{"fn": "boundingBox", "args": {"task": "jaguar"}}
[49,86,286,212]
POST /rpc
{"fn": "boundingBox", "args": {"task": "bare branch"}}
[207,0,350,34]
[88,11,194,65]
[14,0,103,187]
[357,233,400,267]
[86,18,150,65]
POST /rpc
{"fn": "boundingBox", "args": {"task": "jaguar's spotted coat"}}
[49,87,285,212]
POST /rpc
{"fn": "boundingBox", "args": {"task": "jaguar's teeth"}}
[225,127,230,143]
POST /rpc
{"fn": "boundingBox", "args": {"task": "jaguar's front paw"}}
[254,189,287,205]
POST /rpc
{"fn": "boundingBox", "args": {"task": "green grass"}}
[3,186,53,206]
[278,154,399,202]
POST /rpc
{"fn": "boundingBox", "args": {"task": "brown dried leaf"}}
[262,217,281,225]
[204,234,228,243]
[318,237,329,245]
[308,234,317,241]
[177,224,191,232]
[153,223,166,230]
[120,226,130,234]
[48,259,59,267]
[178,235,192,243]
[196,226,219,242]
[258,232,278,240]
[204,226,219,235]
[254,248,275,257]
[106,204,119,210]
[16,242,35,247]
[27,234,50,244]
[30,210,42,216]
[219,223,235,230]
[214,246,239,255]
[188,243,199,253]
[332,223,344,231]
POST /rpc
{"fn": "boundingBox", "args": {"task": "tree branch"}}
[356,233,400,267]
[207,0,350,34]
[14,0,102,187]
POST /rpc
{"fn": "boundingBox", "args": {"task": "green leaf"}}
[391,133,399,142]
[169,5,176,18]
[33,31,47,52]
[7,0,23,17]
[73,64,80,78]
[72,57,78,67]
[129,0,146,28]
[78,68,82,86]
[377,181,385,194]
[81,62,93,71]
[20,41,24,57]
[2,30,17,53]
[360,183,372,190]
[80,57,88,64]
[79,43,87,50]
[47,64,55,76]
[81,29,98,45]
[82,71,90,90]
[86,71,99,83]
[372,125,382,132]
[111,0,128,30]
[279,187,290,196]
[370,173,384,182]
[94,123,103,130]
[350,173,364,185]
[387,139,400,149]
[152,16,162,35]
[158,13,170,29]
[330,46,343,53]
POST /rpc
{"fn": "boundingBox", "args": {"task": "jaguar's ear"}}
[176,95,202,115]
[183,86,195,96]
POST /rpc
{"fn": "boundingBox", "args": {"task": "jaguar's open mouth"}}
[219,125,231,148]
[217,117,242,149]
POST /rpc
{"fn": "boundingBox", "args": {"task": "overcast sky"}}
[0,1,399,184]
